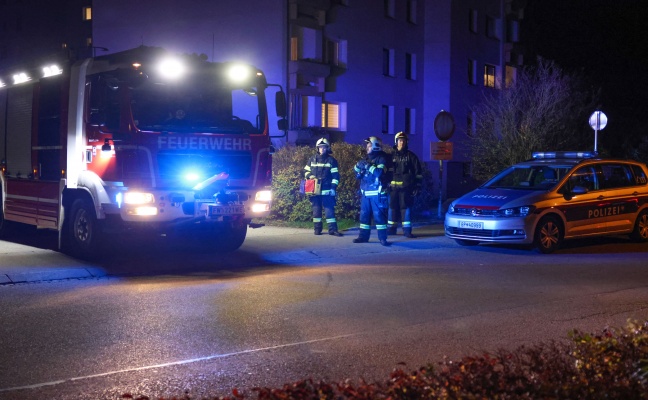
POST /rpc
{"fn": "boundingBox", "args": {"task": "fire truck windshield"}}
[130,76,264,134]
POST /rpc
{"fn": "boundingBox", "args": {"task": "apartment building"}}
[0,0,524,198]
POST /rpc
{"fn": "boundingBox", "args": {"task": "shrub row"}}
[123,319,648,399]
[268,143,437,224]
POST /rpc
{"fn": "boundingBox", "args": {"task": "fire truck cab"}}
[0,46,283,259]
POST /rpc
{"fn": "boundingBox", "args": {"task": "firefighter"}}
[303,138,343,237]
[353,136,391,246]
[388,132,423,238]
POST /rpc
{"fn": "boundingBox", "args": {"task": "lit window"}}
[406,53,416,80]
[383,48,395,77]
[290,37,299,61]
[83,7,92,21]
[505,65,516,88]
[484,64,496,88]
[407,0,417,24]
[321,102,346,130]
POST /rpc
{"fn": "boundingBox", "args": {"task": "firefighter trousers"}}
[388,188,413,234]
[357,194,388,241]
[310,194,338,233]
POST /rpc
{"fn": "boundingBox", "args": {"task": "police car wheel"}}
[455,239,479,246]
[630,210,648,243]
[534,216,562,254]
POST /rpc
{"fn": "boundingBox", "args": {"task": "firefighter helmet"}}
[395,131,408,144]
[316,137,330,148]
[364,136,382,152]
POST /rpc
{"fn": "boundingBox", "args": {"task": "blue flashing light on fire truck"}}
[0,46,286,259]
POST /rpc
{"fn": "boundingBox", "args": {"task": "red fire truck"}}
[0,46,284,258]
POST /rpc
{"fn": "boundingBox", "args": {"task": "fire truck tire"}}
[0,204,10,238]
[66,198,103,259]
[215,221,247,252]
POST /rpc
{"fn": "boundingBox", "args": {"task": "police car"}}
[444,152,648,253]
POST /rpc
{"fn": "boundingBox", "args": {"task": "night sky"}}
[523,0,648,155]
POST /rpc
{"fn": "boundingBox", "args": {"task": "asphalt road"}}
[1,223,647,399]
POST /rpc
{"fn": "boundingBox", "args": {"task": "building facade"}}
[0,0,524,199]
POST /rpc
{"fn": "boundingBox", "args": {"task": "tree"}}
[469,58,600,182]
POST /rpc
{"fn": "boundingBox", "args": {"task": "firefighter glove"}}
[330,188,336,196]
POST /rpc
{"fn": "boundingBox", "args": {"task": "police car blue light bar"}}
[532,151,597,159]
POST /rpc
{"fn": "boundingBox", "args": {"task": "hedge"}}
[267,143,437,224]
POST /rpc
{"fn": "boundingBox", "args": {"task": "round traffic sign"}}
[434,110,455,141]
[589,111,607,131]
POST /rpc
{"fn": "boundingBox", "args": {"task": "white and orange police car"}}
[444,152,648,253]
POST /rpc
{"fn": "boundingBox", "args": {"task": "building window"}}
[484,64,496,88]
[82,7,92,21]
[405,53,416,80]
[466,112,475,137]
[382,105,394,134]
[468,60,477,85]
[325,38,347,67]
[405,108,416,135]
[383,48,395,77]
[322,102,346,130]
[384,0,395,19]
[86,37,92,47]
[486,16,499,39]
[469,9,478,33]
[290,37,299,61]
[507,20,519,42]
[505,65,517,88]
[407,0,417,24]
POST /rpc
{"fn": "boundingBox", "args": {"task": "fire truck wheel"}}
[216,221,247,252]
[0,204,9,238]
[67,198,103,259]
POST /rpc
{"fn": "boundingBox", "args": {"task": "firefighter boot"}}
[328,223,343,237]
[387,224,397,235]
[403,227,416,238]
[378,229,391,246]
[314,221,323,236]
[353,228,370,243]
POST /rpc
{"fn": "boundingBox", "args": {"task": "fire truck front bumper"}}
[103,188,272,223]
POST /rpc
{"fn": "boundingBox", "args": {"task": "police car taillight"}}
[532,151,597,159]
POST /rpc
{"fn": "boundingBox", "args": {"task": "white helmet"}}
[364,136,382,152]
[316,137,330,148]
[395,131,407,144]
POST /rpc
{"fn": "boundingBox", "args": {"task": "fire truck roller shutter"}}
[5,84,33,178]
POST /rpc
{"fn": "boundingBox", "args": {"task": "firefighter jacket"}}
[304,153,339,195]
[354,151,389,196]
[391,146,423,190]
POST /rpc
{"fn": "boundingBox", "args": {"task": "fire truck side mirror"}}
[275,91,287,118]
[277,118,288,132]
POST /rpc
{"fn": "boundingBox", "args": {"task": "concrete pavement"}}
[0,220,446,285]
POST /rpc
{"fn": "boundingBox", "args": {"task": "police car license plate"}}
[209,205,245,216]
[459,220,483,229]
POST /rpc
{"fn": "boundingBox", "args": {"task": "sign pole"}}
[588,110,607,154]
[438,160,443,218]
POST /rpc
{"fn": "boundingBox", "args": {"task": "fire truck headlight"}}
[251,203,270,213]
[124,191,155,204]
[255,190,272,202]
[127,206,158,216]
[158,58,185,79]
[227,64,251,82]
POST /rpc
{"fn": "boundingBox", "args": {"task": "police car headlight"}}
[501,206,535,217]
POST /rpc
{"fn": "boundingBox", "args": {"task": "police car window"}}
[484,166,566,190]
[600,164,632,189]
[631,165,648,185]
[566,166,599,192]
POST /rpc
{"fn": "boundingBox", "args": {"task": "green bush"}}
[268,143,437,225]
[123,319,648,399]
